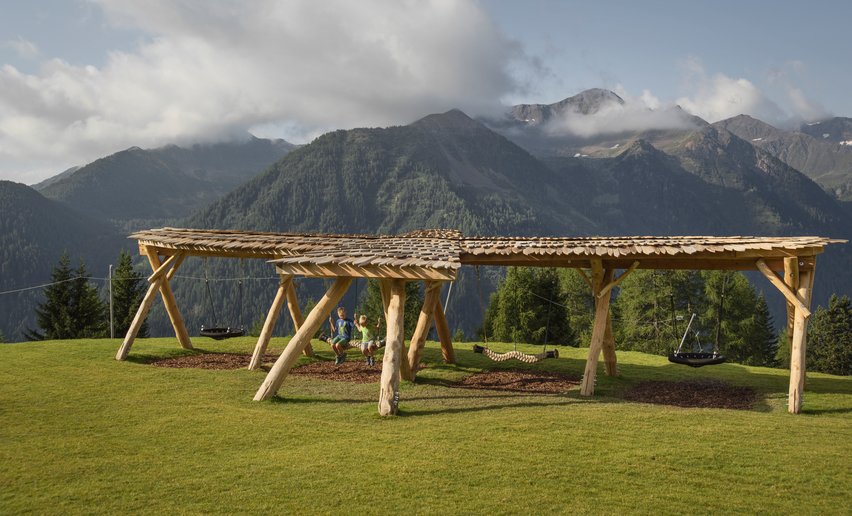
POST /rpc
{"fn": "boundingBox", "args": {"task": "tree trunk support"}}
[116,247,186,360]
[433,299,455,363]
[248,275,292,370]
[286,281,312,356]
[379,279,406,416]
[788,263,814,414]
[144,247,192,350]
[254,277,352,401]
[581,260,615,395]
[405,281,442,380]
[783,257,799,351]
[379,279,411,380]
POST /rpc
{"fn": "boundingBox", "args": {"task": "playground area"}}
[117,227,843,415]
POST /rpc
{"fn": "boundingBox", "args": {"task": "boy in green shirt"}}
[354,313,384,366]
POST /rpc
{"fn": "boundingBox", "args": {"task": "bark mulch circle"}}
[452,370,582,394]
[290,360,384,383]
[149,353,385,383]
[623,379,757,410]
[150,353,268,369]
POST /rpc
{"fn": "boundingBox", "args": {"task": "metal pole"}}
[108,264,114,339]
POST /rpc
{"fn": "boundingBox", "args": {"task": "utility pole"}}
[108,264,114,339]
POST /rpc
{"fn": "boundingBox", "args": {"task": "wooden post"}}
[581,261,614,396]
[285,281,312,357]
[253,277,352,401]
[380,279,411,380]
[143,247,192,350]
[248,275,291,370]
[788,267,814,414]
[602,310,618,376]
[783,257,799,351]
[116,276,166,360]
[405,281,442,380]
[379,279,406,416]
[433,299,455,363]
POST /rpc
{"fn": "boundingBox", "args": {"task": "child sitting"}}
[324,306,355,365]
[353,312,384,366]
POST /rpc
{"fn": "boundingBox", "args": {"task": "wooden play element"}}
[668,313,726,367]
[473,345,558,363]
[120,227,843,415]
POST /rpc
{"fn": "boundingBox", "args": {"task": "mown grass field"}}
[1,337,850,514]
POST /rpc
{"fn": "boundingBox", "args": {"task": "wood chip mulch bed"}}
[149,353,385,383]
[451,370,582,394]
[289,360,384,383]
[148,354,755,409]
[150,353,264,369]
[623,379,758,410]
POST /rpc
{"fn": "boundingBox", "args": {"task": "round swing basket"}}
[667,352,726,368]
[200,326,245,340]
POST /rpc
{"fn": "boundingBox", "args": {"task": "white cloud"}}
[675,59,785,124]
[0,0,528,182]
[542,86,697,138]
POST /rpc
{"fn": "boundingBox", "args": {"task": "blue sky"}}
[1,0,849,183]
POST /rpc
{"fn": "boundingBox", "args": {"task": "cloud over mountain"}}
[0,0,529,182]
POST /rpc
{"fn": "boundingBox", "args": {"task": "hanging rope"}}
[475,265,488,344]
[204,258,218,325]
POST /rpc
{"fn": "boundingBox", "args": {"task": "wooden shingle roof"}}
[130,227,844,278]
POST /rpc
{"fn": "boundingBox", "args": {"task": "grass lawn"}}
[1,337,850,514]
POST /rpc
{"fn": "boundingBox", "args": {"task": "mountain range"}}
[1,90,849,340]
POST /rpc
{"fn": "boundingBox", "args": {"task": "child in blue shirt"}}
[325,306,355,364]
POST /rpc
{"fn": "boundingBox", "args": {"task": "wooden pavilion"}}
[117,227,844,415]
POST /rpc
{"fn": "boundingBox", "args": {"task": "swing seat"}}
[200,326,245,340]
[667,352,726,368]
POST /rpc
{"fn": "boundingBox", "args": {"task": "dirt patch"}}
[290,360,384,383]
[150,353,268,369]
[452,370,581,394]
[623,379,757,410]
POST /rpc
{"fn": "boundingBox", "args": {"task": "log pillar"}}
[602,311,618,376]
[379,279,406,416]
[788,266,814,414]
[115,276,167,360]
[433,299,455,364]
[783,257,799,351]
[248,275,291,370]
[580,261,614,396]
[405,281,442,380]
[285,281,312,357]
[144,247,192,350]
[254,277,352,401]
[380,279,411,380]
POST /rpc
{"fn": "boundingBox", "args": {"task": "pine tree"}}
[702,271,763,363]
[25,252,74,340]
[558,269,595,344]
[111,251,148,338]
[69,260,108,338]
[749,295,778,367]
[484,267,575,346]
[26,253,107,340]
[614,270,703,355]
[806,295,852,376]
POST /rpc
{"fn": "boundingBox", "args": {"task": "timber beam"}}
[254,277,352,401]
[379,279,407,416]
[405,281,443,380]
[248,275,292,371]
